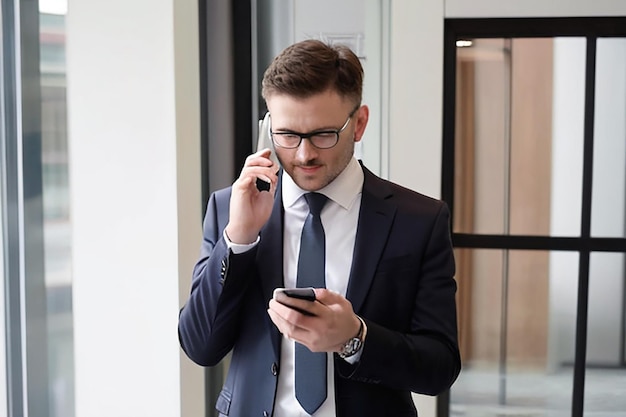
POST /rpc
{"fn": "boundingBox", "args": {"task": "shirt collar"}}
[282,157,364,210]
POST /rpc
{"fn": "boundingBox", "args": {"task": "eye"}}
[312,132,336,139]
[279,133,300,141]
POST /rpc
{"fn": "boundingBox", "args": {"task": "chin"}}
[294,176,327,192]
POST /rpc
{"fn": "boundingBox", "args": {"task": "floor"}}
[450,367,626,417]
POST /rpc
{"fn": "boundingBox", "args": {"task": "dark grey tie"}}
[295,192,328,414]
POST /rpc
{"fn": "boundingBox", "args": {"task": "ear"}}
[353,105,369,143]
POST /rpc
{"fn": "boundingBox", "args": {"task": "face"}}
[266,90,369,191]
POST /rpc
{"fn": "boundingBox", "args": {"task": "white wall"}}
[66,0,203,416]
[389,0,444,199]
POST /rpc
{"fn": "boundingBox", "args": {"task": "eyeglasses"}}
[269,106,359,149]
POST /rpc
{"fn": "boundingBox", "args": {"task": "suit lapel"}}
[346,167,397,313]
[256,175,284,356]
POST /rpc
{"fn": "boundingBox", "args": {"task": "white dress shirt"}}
[273,157,364,417]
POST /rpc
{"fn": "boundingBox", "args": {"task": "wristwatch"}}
[338,316,365,359]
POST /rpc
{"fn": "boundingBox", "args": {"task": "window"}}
[442,17,626,417]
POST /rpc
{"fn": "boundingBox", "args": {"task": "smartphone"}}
[273,287,316,301]
[273,287,316,316]
[256,177,271,192]
[255,112,280,192]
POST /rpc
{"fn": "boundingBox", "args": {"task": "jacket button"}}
[263,412,269,417]
[271,362,279,376]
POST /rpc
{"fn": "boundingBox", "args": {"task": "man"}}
[178,39,461,417]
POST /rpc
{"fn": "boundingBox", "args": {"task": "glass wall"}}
[2,1,73,416]
[591,38,626,239]
[453,37,586,238]
[585,252,626,414]
[444,18,626,417]
[453,249,578,416]
[1,0,7,412]
[40,7,74,417]
[1,18,8,410]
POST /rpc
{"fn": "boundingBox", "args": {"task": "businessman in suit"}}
[178,39,461,416]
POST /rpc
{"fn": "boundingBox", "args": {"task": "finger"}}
[268,299,319,335]
[241,163,278,186]
[256,147,272,159]
[268,299,307,324]
[235,168,277,195]
[313,288,341,306]
[273,292,319,316]
[245,149,275,168]
[267,308,288,333]
[267,308,308,342]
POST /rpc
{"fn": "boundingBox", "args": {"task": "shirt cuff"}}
[223,229,260,254]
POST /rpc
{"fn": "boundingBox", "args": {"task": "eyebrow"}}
[272,126,338,134]
[272,117,346,132]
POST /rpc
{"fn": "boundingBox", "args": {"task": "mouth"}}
[297,165,322,175]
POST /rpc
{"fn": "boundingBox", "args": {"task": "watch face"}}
[349,338,361,351]
[340,337,362,358]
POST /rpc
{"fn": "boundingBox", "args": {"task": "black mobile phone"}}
[276,287,316,301]
[255,177,271,192]
[273,287,316,315]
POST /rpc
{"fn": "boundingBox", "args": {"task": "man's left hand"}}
[267,289,361,353]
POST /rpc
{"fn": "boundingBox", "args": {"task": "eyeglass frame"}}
[268,105,360,150]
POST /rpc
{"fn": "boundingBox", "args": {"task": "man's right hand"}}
[224,148,278,244]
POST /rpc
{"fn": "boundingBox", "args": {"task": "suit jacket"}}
[178,164,461,417]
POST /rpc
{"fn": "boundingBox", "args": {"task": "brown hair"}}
[261,39,363,105]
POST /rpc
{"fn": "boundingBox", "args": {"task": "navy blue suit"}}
[178,164,461,416]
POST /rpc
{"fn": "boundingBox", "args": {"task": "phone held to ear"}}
[273,287,316,315]
[255,112,280,192]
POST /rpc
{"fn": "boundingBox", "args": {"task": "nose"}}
[294,137,319,162]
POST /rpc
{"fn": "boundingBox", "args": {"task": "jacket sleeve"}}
[336,203,461,395]
[178,188,258,366]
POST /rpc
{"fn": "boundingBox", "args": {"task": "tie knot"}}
[304,193,328,217]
